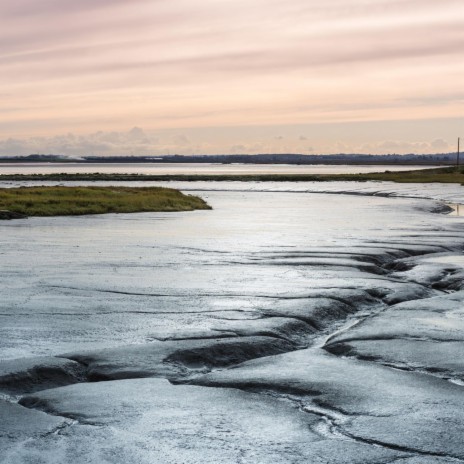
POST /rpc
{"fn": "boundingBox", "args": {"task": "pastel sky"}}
[1,0,463,156]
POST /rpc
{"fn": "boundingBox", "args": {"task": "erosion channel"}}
[1,182,464,464]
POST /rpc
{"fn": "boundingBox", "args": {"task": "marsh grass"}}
[0,186,211,217]
[338,166,464,183]
[1,167,463,184]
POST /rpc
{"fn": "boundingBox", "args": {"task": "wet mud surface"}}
[1,184,464,463]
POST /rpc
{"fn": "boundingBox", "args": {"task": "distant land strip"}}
[0,167,463,184]
[0,153,458,165]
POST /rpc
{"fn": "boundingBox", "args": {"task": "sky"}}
[0,0,463,156]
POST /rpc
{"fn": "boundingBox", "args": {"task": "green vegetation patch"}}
[0,186,211,217]
[335,166,464,183]
[1,167,463,184]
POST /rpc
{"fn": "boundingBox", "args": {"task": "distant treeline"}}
[0,152,459,165]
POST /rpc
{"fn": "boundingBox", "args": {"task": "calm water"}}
[0,162,439,175]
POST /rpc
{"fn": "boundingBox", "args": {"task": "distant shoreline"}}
[0,151,457,167]
[0,160,452,166]
[0,167,463,184]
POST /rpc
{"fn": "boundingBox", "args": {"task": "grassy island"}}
[0,186,211,217]
[0,167,463,184]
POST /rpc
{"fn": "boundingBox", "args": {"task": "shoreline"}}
[0,167,463,183]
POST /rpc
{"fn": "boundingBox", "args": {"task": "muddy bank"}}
[1,188,464,463]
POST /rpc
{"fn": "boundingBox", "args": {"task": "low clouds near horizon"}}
[0,0,463,154]
[0,126,457,157]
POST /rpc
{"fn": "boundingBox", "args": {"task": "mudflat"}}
[1,184,464,463]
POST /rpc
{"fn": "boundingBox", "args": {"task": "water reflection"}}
[448,204,464,216]
[0,162,441,176]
